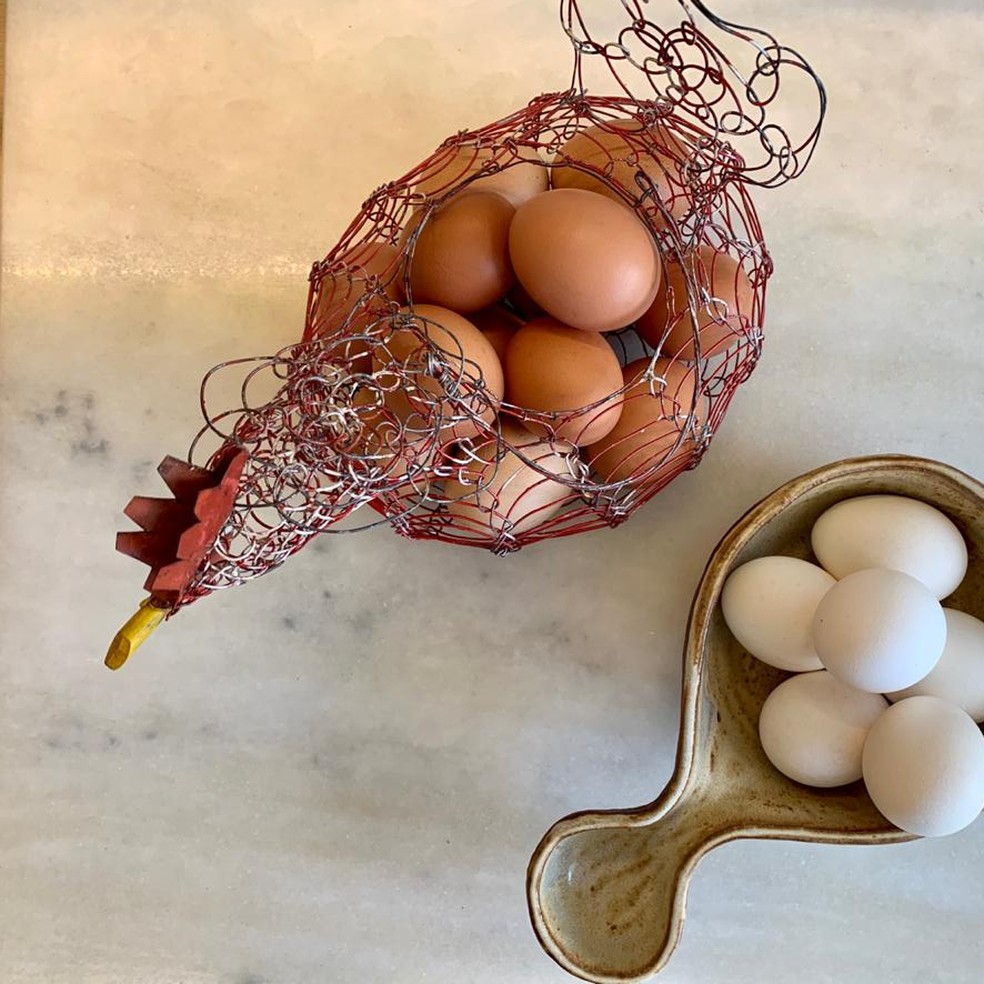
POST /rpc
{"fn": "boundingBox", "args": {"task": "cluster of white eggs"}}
[721,495,984,837]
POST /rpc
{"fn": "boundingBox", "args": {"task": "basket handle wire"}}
[561,0,827,188]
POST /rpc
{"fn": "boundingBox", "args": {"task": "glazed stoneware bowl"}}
[527,455,984,983]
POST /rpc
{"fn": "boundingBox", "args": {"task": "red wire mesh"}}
[126,0,825,611]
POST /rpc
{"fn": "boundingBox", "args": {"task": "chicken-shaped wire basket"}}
[109,0,825,667]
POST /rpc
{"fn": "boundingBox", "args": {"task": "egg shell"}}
[402,192,516,313]
[636,246,754,360]
[414,145,548,207]
[811,494,969,599]
[310,242,403,372]
[504,317,624,445]
[862,695,984,837]
[758,670,888,788]
[508,188,662,333]
[468,305,525,365]
[551,119,691,222]
[443,421,579,538]
[721,556,835,672]
[585,357,700,489]
[373,304,504,442]
[812,568,946,693]
[888,609,984,722]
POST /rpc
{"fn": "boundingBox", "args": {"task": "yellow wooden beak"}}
[105,598,168,670]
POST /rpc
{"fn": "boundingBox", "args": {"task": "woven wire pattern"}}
[172,0,824,609]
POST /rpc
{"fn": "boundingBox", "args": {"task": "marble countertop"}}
[2,1,983,982]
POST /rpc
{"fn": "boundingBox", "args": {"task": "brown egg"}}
[586,357,702,488]
[309,242,403,371]
[504,317,624,445]
[508,189,662,333]
[373,304,504,441]
[551,119,691,223]
[415,145,548,206]
[402,192,516,313]
[637,246,754,360]
[443,420,579,539]
[469,305,525,365]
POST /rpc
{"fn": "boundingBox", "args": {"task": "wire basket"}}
[117,0,826,615]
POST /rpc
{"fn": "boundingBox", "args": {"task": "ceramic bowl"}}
[527,455,984,982]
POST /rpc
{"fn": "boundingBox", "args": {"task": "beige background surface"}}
[2,2,983,982]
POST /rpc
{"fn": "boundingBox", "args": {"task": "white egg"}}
[887,609,984,722]
[812,568,946,693]
[758,670,888,787]
[721,556,834,671]
[862,695,984,836]
[811,494,967,600]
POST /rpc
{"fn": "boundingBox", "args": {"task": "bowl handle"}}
[528,783,737,982]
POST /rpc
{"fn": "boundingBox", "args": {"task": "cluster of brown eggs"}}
[306,120,756,544]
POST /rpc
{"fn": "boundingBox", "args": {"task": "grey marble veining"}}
[2,2,984,982]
